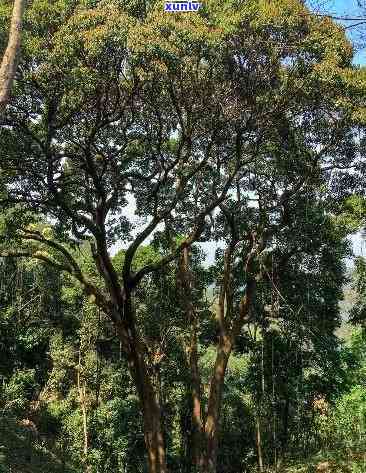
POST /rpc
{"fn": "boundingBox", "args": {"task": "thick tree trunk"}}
[142,389,166,473]
[116,298,167,473]
[0,0,25,113]
[92,235,168,473]
[189,332,204,470]
[202,336,232,473]
[127,339,167,473]
[202,272,257,473]
[179,248,204,470]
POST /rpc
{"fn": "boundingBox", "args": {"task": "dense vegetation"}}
[0,0,366,472]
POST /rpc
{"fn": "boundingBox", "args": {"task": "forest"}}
[1,0,366,472]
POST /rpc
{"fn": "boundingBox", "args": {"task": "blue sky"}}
[307,0,366,65]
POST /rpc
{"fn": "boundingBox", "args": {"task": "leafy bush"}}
[3,369,38,416]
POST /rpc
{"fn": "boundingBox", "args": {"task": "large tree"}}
[0,0,363,472]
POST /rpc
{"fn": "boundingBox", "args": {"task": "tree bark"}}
[256,414,264,473]
[256,331,265,472]
[179,247,204,470]
[281,395,290,461]
[131,349,167,473]
[203,336,232,473]
[116,297,167,473]
[0,0,26,114]
[189,330,204,470]
[202,269,257,473]
[90,221,168,473]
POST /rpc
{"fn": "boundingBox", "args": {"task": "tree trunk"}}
[189,332,204,470]
[256,331,265,472]
[281,395,290,461]
[126,339,167,473]
[0,0,25,114]
[256,414,264,473]
[203,336,232,473]
[179,247,204,470]
[202,271,257,473]
[116,297,167,473]
[142,389,166,473]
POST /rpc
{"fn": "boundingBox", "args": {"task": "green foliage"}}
[332,385,366,451]
[334,195,366,234]
[3,369,38,416]
[46,332,76,396]
[0,0,365,471]
[89,396,145,472]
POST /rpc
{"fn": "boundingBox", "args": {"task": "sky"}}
[307,0,366,65]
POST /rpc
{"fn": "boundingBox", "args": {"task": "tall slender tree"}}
[0,0,26,114]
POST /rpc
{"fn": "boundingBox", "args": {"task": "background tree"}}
[0,0,26,114]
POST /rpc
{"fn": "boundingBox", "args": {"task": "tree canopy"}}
[0,1,366,472]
